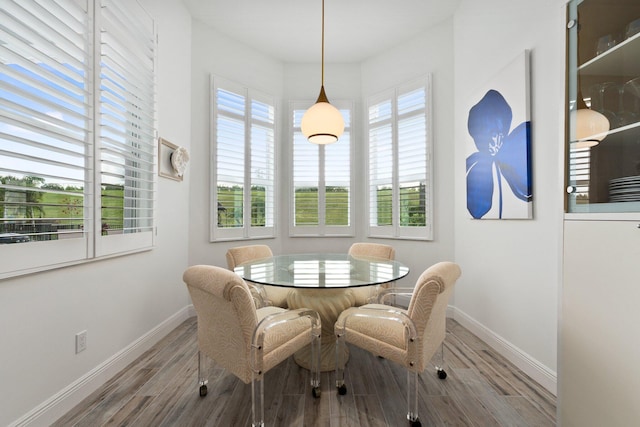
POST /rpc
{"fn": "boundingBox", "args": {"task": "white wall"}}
[0,0,193,425]
[359,18,456,288]
[187,19,285,268]
[453,0,566,393]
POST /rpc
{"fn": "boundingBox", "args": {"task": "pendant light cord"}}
[321,0,325,87]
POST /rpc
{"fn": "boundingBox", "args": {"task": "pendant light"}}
[572,85,610,149]
[301,0,344,144]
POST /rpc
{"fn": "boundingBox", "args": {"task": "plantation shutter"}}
[290,102,353,236]
[210,76,275,240]
[250,95,275,234]
[96,0,156,256]
[293,108,319,226]
[324,110,350,227]
[367,77,432,240]
[215,85,245,235]
[368,98,394,229]
[0,0,92,275]
[397,87,428,229]
[1,0,157,278]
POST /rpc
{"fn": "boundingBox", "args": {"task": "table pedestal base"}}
[287,288,355,372]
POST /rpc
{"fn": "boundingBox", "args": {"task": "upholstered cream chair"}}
[334,261,461,427]
[183,265,321,427]
[347,242,396,306]
[226,244,290,308]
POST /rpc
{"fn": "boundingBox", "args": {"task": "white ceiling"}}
[181,0,461,63]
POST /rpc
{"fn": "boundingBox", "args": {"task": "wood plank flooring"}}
[52,317,556,426]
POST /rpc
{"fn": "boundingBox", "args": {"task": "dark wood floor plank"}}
[103,395,154,426]
[425,395,473,426]
[135,333,197,396]
[303,371,332,427]
[265,357,302,425]
[374,356,411,424]
[124,375,195,426]
[504,395,555,427]
[53,317,556,427]
[353,394,388,427]
[445,332,522,396]
[447,322,557,422]
[455,369,531,427]
[273,394,305,427]
[329,370,360,426]
[442,368,502,427]
[71,367,158,427]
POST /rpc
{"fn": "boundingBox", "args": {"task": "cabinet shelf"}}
[579,32,640,76]
[600,120,640,139]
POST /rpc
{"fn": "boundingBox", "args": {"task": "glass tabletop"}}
[233,253,410,289]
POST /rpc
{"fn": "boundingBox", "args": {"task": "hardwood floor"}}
[52,317,556,426]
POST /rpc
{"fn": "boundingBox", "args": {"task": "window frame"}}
[366,76,433,241]
[209,75,277,242]
[289,100,354,237]
[0,0,157,279]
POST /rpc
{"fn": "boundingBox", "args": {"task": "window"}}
[0,0,156,278]
[367,77,433,240]
[210,76,276,241]
[290,101,353,236]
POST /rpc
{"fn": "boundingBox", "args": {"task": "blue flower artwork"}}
[466,52,533,219]
[466,89,532,219]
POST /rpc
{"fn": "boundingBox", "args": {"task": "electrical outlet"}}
[75,330,87,354]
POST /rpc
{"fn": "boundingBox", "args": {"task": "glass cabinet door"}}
[566,0,640,214]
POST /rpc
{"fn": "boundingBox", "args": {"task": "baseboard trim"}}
[11,305,195,427]
[450,306,557,396]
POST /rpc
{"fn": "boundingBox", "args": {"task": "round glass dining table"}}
[234,253,409,371]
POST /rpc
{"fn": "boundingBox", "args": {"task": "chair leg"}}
[310,326,321,398]
[198,351,208,397]
[335,331,347,395]
[406,369,420,426]
[251,336,266,427]
[434,342,447,379]
[251,375,265,427]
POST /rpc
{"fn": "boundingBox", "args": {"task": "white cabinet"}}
[560,220,640,426]
[561,1,640,426]
[566,0,640,215]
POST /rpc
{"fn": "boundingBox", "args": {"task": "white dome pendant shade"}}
[572,108,610,148]
[302,0,344,145]
[302,85,344,144]
[571,84,610,149]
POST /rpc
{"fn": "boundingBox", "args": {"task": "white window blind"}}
[0,0,156,278]
[568,146,591,201]
[211,76,275,241]
[367,77,433,240]
[290,102,353,236]
[97,0,156,256]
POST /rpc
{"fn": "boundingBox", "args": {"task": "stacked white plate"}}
[609,175,640,202]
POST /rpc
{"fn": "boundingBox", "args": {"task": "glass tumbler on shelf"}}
[595,34,617,55]
[625,18,640,40]
[620,77,640,126]
[588,81,620,127]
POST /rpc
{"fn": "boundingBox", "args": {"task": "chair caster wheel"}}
[410,419,422,427]
[437,369,447,380]
[337,384,347,395]
[199,384,208,397]
[312,387,321,398]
